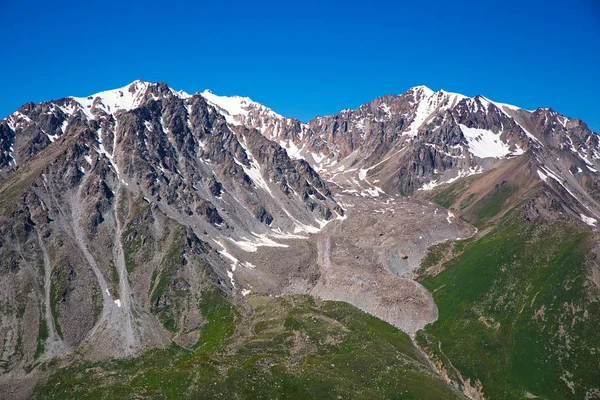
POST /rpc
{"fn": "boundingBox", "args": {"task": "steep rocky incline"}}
[0,80,342,233]
[0,81,343,375]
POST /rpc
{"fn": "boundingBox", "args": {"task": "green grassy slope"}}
[417,210,600,399]
[35,293,461,400]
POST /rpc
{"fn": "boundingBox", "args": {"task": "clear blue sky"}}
[1,0,599,132]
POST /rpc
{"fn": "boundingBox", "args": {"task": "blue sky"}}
[1,0,599,132]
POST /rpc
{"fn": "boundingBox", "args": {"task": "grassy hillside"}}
[417,210,600,399]
[35,293,461,399]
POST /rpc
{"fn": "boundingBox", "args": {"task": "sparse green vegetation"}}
[108,260,119,297]
[149,230,182,307]
[470,183,518,227]
[49,266,65,338]
[0,175,39,214]
[35,294,461,399]
[149,270,171,309]
[433,185,459,209]
[91,284,102,325]
[418,241,454,277]
[122,199,153,274]
[195,288,236,353]
[34,314,49,360]
[122,226,142,274]
[459,193,475,210]
[147,228,205,333]
[13,326,23,369]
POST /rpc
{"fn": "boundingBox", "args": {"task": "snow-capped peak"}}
[402,86,467,137]
[435,89,467,107]
[411,85,435,97]
[171,88,192,99]
[68,80,194,120]
[70,80,152,119]
[200,89,283,126]
[408,86,522,115]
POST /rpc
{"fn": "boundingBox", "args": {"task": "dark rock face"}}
[251,204,273,225]
[0,122,15,171]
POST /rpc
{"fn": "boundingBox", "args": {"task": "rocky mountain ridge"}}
[0,80,345,374]
[1,80,600,399]
[183,81,600,227]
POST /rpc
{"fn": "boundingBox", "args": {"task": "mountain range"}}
[0,80,599,399]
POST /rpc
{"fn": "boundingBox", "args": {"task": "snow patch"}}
[60,120,68,133]
[270,227,309,240]
[336,212,348,221]
[71,80,150,118]
[403,88,466,137]
[242,161,273,196]
[215,243,238,288]
[228,232,289,253]
[242,261,257,270]
[236,135,274,197]
[358,168,369,181]
[537,169,548,182]
[446,166,483,185]
[283,208,323,234]
[227,270,236,288]
[219,247,239,267]
[404,90,437,137]
[95,135,120,178]
[459,124,514,159]
[419,166,483,191]
[360,187,385,197]
[420,180,440,191]
[580,214,597,227]
[200,89,282,126]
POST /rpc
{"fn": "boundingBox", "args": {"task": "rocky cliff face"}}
[0,81,343,374]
